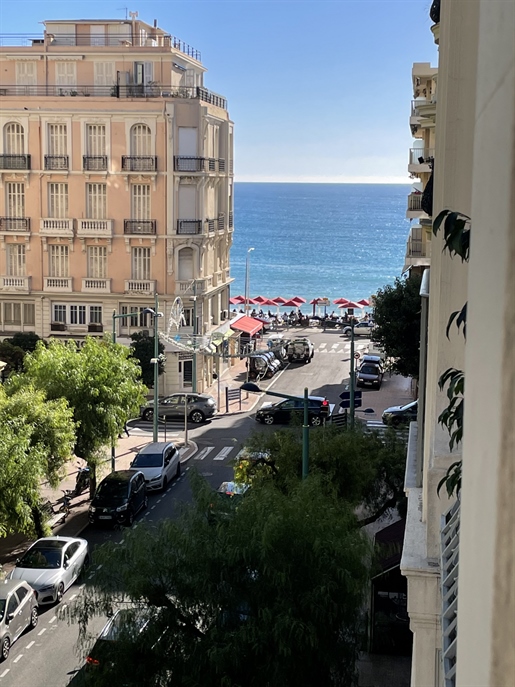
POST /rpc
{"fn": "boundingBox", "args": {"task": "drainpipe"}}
[417,267,430,488]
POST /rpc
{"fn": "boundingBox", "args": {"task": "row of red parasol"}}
[229,295,307,307]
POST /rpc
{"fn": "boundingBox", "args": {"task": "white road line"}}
[25,641,35,650]
[48,615,57,623]
[61,604,67,611]
[194,446,215,461]
[97,565,102,570]
[37,628,46,636]
[69,594,76,601]
[13,655,23,663]
[319,343,327,348]
[151,505,156,509]
[213,446,234,461]
[156,499,162,503]
[0,669,9,678]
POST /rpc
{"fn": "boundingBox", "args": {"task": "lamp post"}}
[241,382,310,479]
[349,323,356,429]
[142,293,163,443]
[244,247,255,316]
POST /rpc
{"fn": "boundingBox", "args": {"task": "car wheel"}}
[56,582,65,604]
[1,637,10,662]
[310,416,322,427]
[30,607,38,630]
[142,409,153,422]
[176,462,181,478]
[126,509,134,527]
[189,410,205,424]
[263,415,274,425]
[162,476,168,491]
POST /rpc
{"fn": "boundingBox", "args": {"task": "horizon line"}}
[235,177,414,185]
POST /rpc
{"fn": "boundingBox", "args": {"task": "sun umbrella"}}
[273,296,287,304]
[357,299,370,307]
[260,298,278,306]
[291,296,306,304]
[338,300,362,310]
[333,298,350,305]
[281,299,301,308]
[253,296,268,304]
[229,295,245,305]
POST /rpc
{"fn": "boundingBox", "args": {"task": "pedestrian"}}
[118,420,130,439]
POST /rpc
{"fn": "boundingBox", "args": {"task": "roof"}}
[230,316,263,337]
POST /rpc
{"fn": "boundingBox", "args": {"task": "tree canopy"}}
[130,331,165,387]
[371,274,422,379]
[72,474,371,687]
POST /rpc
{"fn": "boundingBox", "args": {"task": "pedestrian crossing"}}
[195,445,235,461]
[315,343,368,354]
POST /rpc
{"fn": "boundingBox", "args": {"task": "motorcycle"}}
[74,462,91,496]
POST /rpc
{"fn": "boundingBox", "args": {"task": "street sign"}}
[354,352,360,359]
[339,390,362,409]
[340,391,351,401]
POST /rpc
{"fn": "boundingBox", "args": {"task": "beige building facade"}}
[0,17,234,393]
[401,1,515,686]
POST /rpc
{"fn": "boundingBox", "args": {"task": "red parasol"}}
[281,299,301,308]
[338,300,362,310]
[357,299,370,307]
[333,298,350,305]
[229,295,245,305]
[291,296,306,304]
[252,296,268,304]
[273,296,287,304]
[260,298,278,306]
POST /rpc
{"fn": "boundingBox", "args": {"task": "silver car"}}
[0,580,38,661]
[8,536,89,605]
[130,442,181,491]
[140,393,216,424]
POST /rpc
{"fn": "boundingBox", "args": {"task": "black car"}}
[382,400,418,426]
[89,470,147,527]
[255,396,333,426]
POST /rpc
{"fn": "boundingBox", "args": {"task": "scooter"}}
[74,462,91,496]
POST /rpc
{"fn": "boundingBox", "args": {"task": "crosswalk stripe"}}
[213,446,234,461]
[194,446,215,461]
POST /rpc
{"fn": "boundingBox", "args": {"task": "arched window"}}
[178,247,194,282]
[130,123,151,156]
[4,122,24,155]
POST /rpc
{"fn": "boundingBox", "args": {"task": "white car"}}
[130,441,181,491]
[343,321,375,338]
[9,537,89,605]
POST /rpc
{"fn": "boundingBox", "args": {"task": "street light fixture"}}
[241,382,310,479]
[142,294,163,443]
[244,247,255,316]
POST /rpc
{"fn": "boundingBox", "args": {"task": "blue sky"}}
[0,0,437,183]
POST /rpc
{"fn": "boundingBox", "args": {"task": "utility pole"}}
[192,280,198,392]
[349,323,355,429]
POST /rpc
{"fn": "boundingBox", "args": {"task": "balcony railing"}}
[0,154,30,170]
[82,278,111,293]
[40,218,74,235]
[83,155,108,171]
[177,219,202,235]
[44,277,72,292]
[44,155,68,170]
[77,219,113,237]
[0,84,227,109]
[217,214,225,231]
[409,148,435,166]
[174,156,226,173]
[0,217,30,232]
[407,193,423,212]
[229,211,234,229]
[1,276,31,291]
[124,280,156,294]
[121,156,157,172]
[124,219,156,235]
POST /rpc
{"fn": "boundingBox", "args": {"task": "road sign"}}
[339,390,362,409]
[354,352,360,359]
[340,391,351,401]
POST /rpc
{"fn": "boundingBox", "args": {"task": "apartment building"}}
[401,1,515,686]
[0,16,234,393]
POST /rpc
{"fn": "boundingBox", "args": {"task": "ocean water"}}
[231,183,411,312]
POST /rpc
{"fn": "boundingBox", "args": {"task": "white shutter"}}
[86,183,107,219]
[185,69,195,87]
[87,246,107,278]
[48,183,68,218]
[90,25,106,46]
[178,186,196,219]
[178,128,197,156]
[8,245,26,277]
[130,124,151,156]
[131,184,150,220]
[6,182,25,217]
[178,247,194,281]
[48,123,68,156]
[4,123,25,154]
[15,62,36,94]
[55,62,77,87]
[93,62,115,94]
[131,247,150,280]
[107,23,130,46]
[86,124,106,156]
[49,245,69,277]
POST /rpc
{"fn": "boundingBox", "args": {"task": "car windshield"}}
[0,599,5,622]
[132,453,163,468]
[96,480,128,499]
[360,365,380,374]
[18,547,62,569]
[400,401,417,411]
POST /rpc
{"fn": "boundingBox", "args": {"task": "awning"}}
[230,316,263,337]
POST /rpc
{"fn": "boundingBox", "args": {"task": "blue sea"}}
[231,183,411,312]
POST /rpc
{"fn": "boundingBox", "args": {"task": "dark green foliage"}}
[370,274,422,379]
[432,209,470,262]
[437,368,464,452]
[437,461,462,498]
[0,340,25,375]
[5,331,42,352]
[446,303,467,340]
[130,331,165,387]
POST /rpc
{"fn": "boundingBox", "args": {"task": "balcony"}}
[121,156,157,172]
[88,323,104,333]
[0,154,30,170]
[406,193,424,219]
[83,155,108,171]
[124,279,156,294]
[0,217,30,233]
[205,216,225,233]
[408,148,434,174]
[229,211,234,229]
[177,219,202,235]
[44,277,72,292]
[403,225,431,271]
[77,219,113,237]
[176,279,209,295]
[0,275,31,292]
[82,278,111,294]
[124,219,156,235]
[174,156,226,173]
[217,213,225,231]
[44,155,69,171]
[40,218,74,236]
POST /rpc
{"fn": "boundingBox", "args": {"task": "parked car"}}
[343,321,375,337]
[130,442,181,491]
[286,337,314,364]
[89,470,147,527]
[255,396,333,426]
[382,400,418,426]
[356,363,384,389]
[140,393,216,424]
[360,354,384,371]
[8,537,89,605]
[0,580,38,661]
[208,481,251,524]
[248,351,282,380]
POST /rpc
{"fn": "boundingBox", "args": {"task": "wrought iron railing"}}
[83,155,108,171]
[177,220,202,235]
[124,220,156,234]
[174,156,227,172]
[44,155,68,170]
[0,217,30,231]
[441,500,459,687]
[121,156,157,172]
[0,154,31,170]
[229,211,234,228]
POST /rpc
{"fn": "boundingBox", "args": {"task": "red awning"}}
[230,316,263,337]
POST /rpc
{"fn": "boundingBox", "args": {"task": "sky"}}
[0,0,438,183]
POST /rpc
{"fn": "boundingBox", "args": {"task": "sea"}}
[231,183,412,314]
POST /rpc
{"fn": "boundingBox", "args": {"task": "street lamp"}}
[241,382,310,479]
[244,247,255,316]
[142,293,163,443]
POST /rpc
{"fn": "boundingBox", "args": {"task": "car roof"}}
[137,442,175,454]
[101,470,141,483]
[276,395,326,403]
[0,579,31,596]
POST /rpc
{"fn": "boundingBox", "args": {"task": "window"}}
[182,308,193,327]
[70,305,86,325]
[86,124,106,156]
[93,63,115,90]
[89,306,103,324]
[4,302,22,325]
[131,184,150,220]
[6,182,25,217]
[178,247,194,281]
[24,303,35,325]
[6,595,19,618]
[130,124,151,156]
[4,123,24,155]
[15,62,36,94]
[53,303,102,326]
[15,586,29,603]
[47,124,68,156]
[7,244,26,276]
[131,247,150,280]
[49,245,69,277]
[55,62,76,87]
[53,304,67,323]
[48,183,68,218]
[86,183,106,219]
[87,245,107,279]
[120,305,149,328]
[182,359,193,386]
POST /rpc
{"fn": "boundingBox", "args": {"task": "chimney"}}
[154,19,157,28]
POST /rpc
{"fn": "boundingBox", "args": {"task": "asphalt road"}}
[0,329,385,687]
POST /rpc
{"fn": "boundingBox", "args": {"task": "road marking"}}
[194,446,215,461]
[214,446,234,461]
[151,505,156,510]
[0,669,9,678]
[61,604,67,611]
[319,343,327,348]
[25,641,35,650]
[49,615,57,623]
[13,655,23,663]
[37,628,46,636]
[156,498,162,503]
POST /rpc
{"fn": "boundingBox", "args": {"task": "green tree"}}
[5,331,42,353]
[130,331,165,387]
[0,385,76,538]
[73,473,371,686]
[371,274,422,379]
[9,337,146,494]
[0,340,25,376]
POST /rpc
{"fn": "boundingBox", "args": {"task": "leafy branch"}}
[433,209,470,262]
[437,461,462,498]
[446,302,467,340]
[438,368,464,452]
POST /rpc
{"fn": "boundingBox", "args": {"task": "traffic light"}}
[319,399,330,420]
